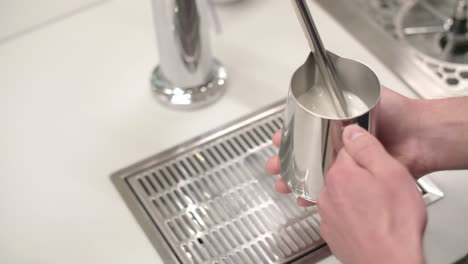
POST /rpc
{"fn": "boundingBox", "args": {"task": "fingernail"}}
[345,125,364,141]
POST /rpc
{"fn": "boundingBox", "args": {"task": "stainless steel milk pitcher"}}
[279,51,381,202]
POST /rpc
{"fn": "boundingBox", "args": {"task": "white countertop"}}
[1,0,467,263]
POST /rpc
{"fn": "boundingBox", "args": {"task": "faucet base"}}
[151,60,227,109]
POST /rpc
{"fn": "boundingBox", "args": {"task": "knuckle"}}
[325,163,347,188]
[325,161,364,197]
[325,168,339,188]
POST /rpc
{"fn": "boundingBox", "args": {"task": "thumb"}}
[342,124,393,175]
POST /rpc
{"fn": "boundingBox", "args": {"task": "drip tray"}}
[111,100,443,264]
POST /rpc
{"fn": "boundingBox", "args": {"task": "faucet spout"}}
[174,0,203,72]
[151,0,227,109]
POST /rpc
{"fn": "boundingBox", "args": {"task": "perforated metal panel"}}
[318,0,468,96]
[112,100,443,264]
[122,114,324,263]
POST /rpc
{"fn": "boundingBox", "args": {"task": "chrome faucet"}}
[151,0,227,109]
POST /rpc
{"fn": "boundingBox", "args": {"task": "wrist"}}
[412,96,468,173]
[404,98,438,177]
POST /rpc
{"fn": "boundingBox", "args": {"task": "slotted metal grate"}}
[112,100,443,264]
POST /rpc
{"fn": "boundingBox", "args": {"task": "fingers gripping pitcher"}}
[279,0,381,202]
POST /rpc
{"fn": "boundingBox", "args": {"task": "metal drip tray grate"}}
[112,100,443,264]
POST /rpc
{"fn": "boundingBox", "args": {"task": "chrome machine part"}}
[399,0,468,64]
[151,0,227,109]
[397,0,468,90]
[112,100,443,263]
[317,0,468,97]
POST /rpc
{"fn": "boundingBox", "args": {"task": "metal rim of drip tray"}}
[111,100,443,264]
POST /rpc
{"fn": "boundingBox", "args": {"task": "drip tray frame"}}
[111,100,443,264]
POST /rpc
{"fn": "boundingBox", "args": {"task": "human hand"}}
[265,88,435,207]
[382,89,468,174]
[377,88,434,177]
[318,124,426,264]
[266,125,427,263]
